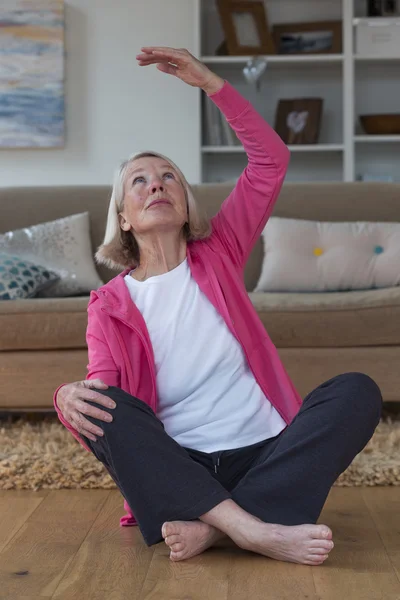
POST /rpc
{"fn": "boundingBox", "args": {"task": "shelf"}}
[202,144,344,153]
[354,54,400,61]
[288,144,344,152]
[203,54,400,64]
[201,54,344,65]
[353,17,400,23]
[199,0,400,182]
[354,135,400,142]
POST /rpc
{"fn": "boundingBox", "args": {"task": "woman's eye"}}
[133,172,173,184]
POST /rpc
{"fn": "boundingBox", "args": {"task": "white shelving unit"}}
[196,0,400,183]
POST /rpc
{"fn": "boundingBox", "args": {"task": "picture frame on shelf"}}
[274,98,324,145]
[216,0,275,56]
[272,20,342,55]
[367,0,399,16]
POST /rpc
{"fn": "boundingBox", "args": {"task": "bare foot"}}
[235,522,334,566]
[162,520,225,561]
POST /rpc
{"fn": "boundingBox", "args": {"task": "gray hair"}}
[95,151,211,271]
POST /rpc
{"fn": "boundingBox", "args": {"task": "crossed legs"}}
[83,372,382,564]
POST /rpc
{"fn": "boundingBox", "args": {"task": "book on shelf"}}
[203,96,242,147]
[358,173,393,182]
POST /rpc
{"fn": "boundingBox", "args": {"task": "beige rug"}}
[0,413,399,490]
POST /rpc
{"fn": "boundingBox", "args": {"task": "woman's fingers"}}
[137,48,188,64]
[136,53,179,65]
[138,60,178,75]
[83,378,108,391]
[78,387,116,409]
[156,63,178,76]
[137,51,172,62]
[137,46,213,88]
[140,46,186,55]
[73,411,104,439]
[137,57,172,66]
[75,398,113,423]
[136,52,166,61]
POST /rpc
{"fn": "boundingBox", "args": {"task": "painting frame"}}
[274,98,324,145]
[0,0,65,149]
[272,20,342,55]
[216,0,276,56]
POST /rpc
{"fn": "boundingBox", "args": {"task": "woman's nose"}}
[150,182,164,194]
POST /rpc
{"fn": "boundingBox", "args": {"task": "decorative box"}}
[355,17,400,56]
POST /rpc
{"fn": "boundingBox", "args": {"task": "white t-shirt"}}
[124,258,286,453]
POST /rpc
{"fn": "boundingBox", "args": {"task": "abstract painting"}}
[0,0,64,148]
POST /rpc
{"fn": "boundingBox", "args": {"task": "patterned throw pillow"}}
[0,253,59,300]
[0,212,104,297]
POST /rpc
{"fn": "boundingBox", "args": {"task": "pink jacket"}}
[53,80,303,527]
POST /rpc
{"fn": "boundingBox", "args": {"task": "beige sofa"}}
[1,182,399,410]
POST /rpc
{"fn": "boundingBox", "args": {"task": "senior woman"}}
[54,47,382,566]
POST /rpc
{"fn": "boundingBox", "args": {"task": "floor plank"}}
[0,597,56,600]
[227,548,318,600]
[0,490,110,598]
[362,487,400,585]
[139,531,231,599]
[0,487,399,599]
[312,487,400,600]
[51,490,155,600]
[0,490,48,554]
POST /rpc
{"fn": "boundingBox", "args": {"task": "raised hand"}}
[136,46,224,95]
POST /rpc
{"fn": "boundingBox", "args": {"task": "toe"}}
[306,554,328,565]
[309,547,331,555]
[310,525,332,540]
[171,542,184,552]
[320,525,332,539]
[165,534,180,547]
[170,550,184,562]
[311,540,334,552]
[162,522,178,539]
[319,554,329,562]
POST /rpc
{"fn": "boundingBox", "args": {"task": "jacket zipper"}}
[100,306,158,413]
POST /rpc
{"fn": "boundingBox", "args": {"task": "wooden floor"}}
[0,487,399,600]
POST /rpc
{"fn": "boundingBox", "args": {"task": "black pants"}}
[82,372,382,546]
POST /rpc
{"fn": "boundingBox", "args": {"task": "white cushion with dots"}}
[254,217,400,293]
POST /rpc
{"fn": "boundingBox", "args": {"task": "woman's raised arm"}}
[207,80,290,269]
[136,46,290,269]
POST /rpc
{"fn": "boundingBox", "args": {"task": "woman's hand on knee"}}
[56,379,116,442]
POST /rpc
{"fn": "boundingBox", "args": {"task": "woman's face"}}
[119,156,187,236]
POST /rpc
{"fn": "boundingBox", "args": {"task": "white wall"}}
[0,0,200,187]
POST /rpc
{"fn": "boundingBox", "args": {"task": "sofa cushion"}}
[0,212,104,297]
[250,286,400,348]
[0,253,59,300]
[0,297,89,351]
[3,286,400,353]
[256,217,400,293]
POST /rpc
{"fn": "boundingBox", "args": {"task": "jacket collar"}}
[92,243,199,318]
[92,267,130,305]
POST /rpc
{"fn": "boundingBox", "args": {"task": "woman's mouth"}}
[148,199,171,209]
